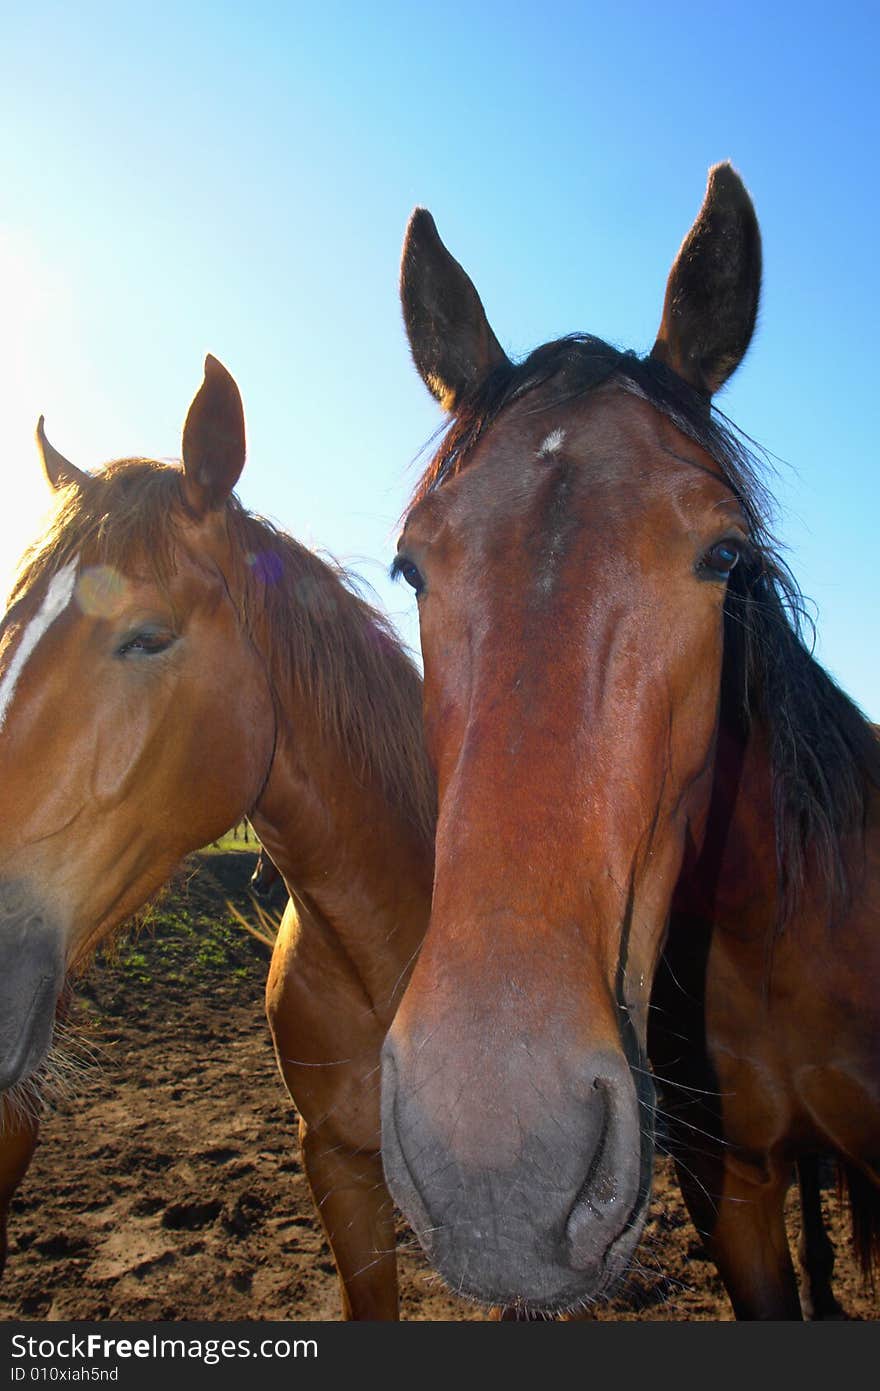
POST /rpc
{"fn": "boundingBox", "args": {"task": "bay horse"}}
[0,357,435,1318]
[383,163,880,1318]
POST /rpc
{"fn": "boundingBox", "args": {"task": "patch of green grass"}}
[199,820,262,856]
[116,947,152,985]
[83,850,274,1003]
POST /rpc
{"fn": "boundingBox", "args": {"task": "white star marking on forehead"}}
[538,428,566,454]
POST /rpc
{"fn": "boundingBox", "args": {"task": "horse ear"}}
[400,208,509,411]
[35,417,89,492]
[181,355,246,514]
[651,163,762,397]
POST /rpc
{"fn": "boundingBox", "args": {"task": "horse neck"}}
[677,698,879,940]
[247,600,434,1015]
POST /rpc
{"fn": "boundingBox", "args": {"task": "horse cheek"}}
[87,691,164,806]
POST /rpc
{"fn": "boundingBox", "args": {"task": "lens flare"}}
[245,550,284,586]
[75,566,129,619]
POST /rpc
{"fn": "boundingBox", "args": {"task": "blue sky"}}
[1,1,877,717]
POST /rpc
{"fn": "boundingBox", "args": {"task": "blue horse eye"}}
[701,540,741,578]
[392,557,425,593]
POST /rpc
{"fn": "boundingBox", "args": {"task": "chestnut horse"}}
[0,357,434,1318]
[384,163,880,1318]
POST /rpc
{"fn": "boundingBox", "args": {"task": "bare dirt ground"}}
[0,850,875,1323]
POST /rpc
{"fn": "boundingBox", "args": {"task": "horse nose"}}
[380,1032,648,1309]
[0,886,65,1091]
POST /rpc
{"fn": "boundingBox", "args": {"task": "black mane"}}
[407,334,880,925]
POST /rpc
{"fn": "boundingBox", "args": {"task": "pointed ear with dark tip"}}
[35,416,90,491]
[400,208,509,411]
[651,162,762,397]
[181,354,246,515]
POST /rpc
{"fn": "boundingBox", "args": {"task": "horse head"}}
[0,357,276,1093]
[382,164,763,1311]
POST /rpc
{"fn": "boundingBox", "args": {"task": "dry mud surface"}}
[0,851,875,1323]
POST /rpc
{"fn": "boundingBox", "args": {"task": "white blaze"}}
[0,560,78,732]
[539,428,566,454]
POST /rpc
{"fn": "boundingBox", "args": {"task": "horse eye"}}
[392,557,425,595]
[699,540,741,580]
[117,629,176,657]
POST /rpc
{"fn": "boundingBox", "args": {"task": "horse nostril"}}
[565,1075,638,1272]
[578,1079,618,1205]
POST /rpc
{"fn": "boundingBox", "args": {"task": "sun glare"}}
[0,229,68,603]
